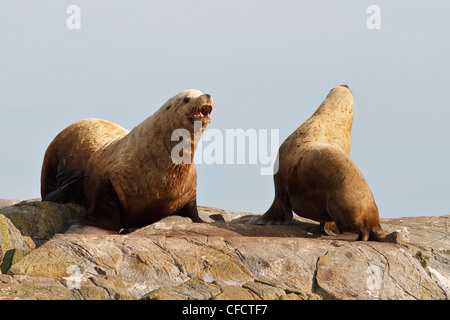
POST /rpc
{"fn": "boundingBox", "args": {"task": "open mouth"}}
[192,104,213,121]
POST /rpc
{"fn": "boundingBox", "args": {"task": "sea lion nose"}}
[339,84,352,93]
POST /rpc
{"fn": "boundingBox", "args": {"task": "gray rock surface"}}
[0,200,448,300]
[0,199,19,210]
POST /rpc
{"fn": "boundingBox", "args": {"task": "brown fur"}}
[250,85,386,241]
[41,89,213,233]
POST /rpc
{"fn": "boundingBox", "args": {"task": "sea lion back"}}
[40,118,129,203]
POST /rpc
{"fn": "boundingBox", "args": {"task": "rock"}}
[0,274,79,300]
[0,199,20,210]
[382,231,406,245]
[279,293,303,300]
[141,287,190,300]
[0,200,85,242]
[380,214,450,293]
[142,278,221,300]
[279,292,322,300]
[315,242,445,299]
[0,215,35,274]
[0,204,448,300]
[88,275,134,300]
[213,285,260,300]
[242,281,286,300]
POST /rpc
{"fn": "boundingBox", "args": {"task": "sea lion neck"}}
[303,88,354,154]
[311,88,353,126]
[118,109,201,168]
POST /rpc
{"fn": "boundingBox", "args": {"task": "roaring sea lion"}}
[41,89,213,234]
[250,85,387,241]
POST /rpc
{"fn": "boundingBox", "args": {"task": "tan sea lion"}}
[250,85,387,241]
[41,89,213,234]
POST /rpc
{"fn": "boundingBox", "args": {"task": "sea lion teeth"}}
[192,104,212,121]
[201,105,212,117]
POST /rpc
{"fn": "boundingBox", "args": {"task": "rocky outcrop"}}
[0,200,448,300]
[0,200,84,244]
[0,199,19,210]
[0,215,35,275]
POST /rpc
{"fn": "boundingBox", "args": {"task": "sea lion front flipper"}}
[174,195,204,223]
[247,203,293,226]
[76,180,122,233]
[247,173,293,225]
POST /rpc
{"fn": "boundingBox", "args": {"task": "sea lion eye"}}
[183,97,191,103]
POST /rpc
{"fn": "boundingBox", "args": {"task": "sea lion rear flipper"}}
[43,155,85,203]
[320,221,340,236]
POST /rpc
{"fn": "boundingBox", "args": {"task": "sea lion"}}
[250,85,387,241]
[41,89,213,234]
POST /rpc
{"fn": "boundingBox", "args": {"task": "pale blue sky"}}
[1,1,449,218]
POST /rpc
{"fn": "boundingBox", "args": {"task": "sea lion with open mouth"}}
[41,89,213,234]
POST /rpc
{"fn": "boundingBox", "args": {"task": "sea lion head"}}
[322,84,354,114]
[162,89,214,132]
[328,84,353,96]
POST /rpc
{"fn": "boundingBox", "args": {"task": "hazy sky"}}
[1,1,449,218]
